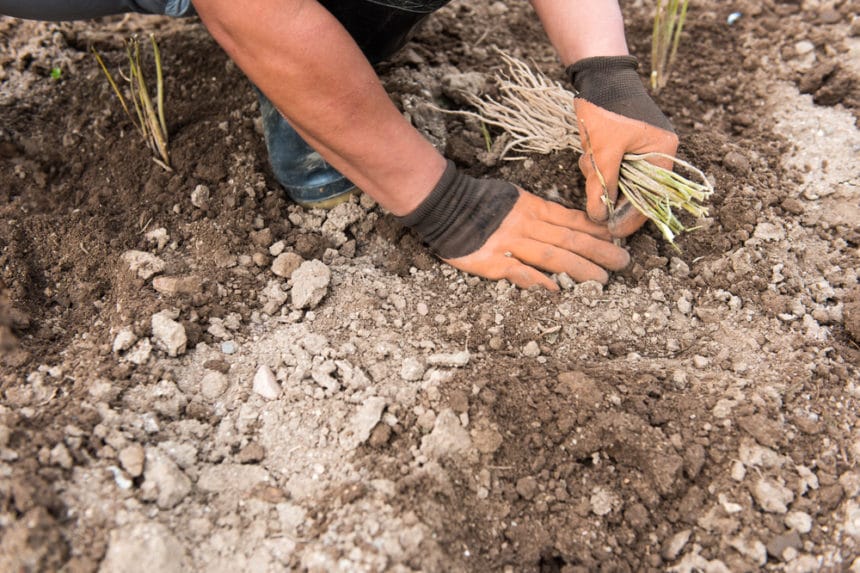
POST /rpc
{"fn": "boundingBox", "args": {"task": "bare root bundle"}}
[448,52,713,246]
[93,34,170,170]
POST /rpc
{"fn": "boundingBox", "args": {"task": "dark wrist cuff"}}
[395,161,519,259]
[567,55,674,133]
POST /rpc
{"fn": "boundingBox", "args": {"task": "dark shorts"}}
[0,0,449,21]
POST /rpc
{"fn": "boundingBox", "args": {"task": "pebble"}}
[722,150,751,175]
[126,339,152,365]
[420,409,473,460]
[590,487,616,516]
[839,471,860,498]
[427,351,471,368]
[151,310,187,357]
[269,240,286,257]
[522,341,541,357]
[556,272,575,290]
[50,443,73,469]
[785,511,813,534]
[200,370,229,400]
[145,228,169,250]
[236,442,266,464]
[416,302,429,316]
[662,529,692,561]
[100,521,189,573]
[692,355,710,369]
[794,40,815,56]
[113,328,137,353]
[220,341,237,355]
[767,531,802,561]
[121,250,166,280]
[118,443,145,477]
[349,397,387,447]
[752,478,794,513]
[141,448,192,509]
[152,275,203,297]
[845,500,860,539]
[253,365,280,400]
[271,252,304,278]
[515,476,538,500]
[400,357,426,382]
[291,260,331,309]
[190,184,210,209]
[440,71,488,105]
[753,222,785,242]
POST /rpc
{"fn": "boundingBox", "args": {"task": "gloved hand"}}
[568,56,679,237]
[396,161,630,291]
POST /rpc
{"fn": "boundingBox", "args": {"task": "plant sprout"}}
[93,34,170,170]
[651,0,689,94]
[445,52,713,247]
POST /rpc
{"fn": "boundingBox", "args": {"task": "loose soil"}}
[1,1,859,571]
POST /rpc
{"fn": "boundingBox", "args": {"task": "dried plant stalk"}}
[447,52,713,246]
[651,0,689,94]
[93,34,170,170]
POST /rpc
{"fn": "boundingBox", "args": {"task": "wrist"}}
[395,161,519,259]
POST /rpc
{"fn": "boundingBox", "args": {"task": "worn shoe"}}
[258,92,357,209]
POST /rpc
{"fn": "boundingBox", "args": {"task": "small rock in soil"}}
[516,476,538,500]
[426,351,470,368]
[767,530,802,561]
[121,250,166,280]
[118,443,145,478]
[200,370,229,400]
[271,252,304,278]
[291,260,331,309]
[100,521,189,573]
[470,421,503,454]
[253,365,280,400]
[151,310,187,357]
[400,357,426,381]
[421,409,473,460]
[368,423,392,448]
[141,448,192,509]
[113,328,137,353]
[348,397,387,447]
[752,478,794,513]
[441,71,487,105]
[236,442,266,464]
[190,184,210,209]
[522,341,540,357]
[590,487,617,516]
[839,471,860,498]
[722,150,751,175]
[785,511,813,534]
[662,529,692,561]
[152,275,203,296]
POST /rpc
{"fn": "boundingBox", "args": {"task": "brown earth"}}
[1,0,859,571]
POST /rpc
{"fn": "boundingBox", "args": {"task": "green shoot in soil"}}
[447,52,713,247]
[650,0,689,94]
[93,34,170,170]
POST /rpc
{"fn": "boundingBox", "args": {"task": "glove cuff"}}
[395,160,519,259]
[566,55,674,133]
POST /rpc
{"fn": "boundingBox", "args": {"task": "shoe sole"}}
[292,187,359,210]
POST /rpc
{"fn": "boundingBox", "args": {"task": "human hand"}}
[395,160,629,291]
[568,56,679,237]
[443,189,630,291]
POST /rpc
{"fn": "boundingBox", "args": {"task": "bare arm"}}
[191,0,446,216]
[529,0,629,64]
